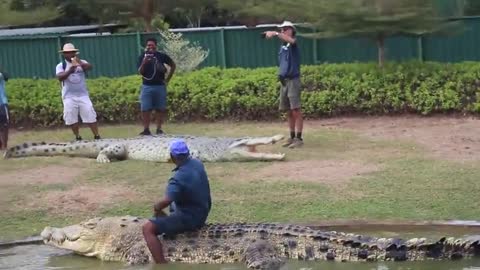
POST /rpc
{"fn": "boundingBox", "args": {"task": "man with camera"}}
[137,38,176,136]
[263,21,304,148]
[56,43,101,141]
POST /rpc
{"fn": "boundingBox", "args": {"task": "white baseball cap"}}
[277,21,296,30]
[58,43,79,53]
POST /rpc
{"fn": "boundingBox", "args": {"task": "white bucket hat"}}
[277,21,296,30]
[58,43,79,53]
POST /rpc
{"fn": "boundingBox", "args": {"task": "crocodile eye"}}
[82,222,97,229]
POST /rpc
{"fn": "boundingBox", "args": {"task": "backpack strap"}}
[60,60,67,88]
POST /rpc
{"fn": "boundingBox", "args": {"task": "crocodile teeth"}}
[52,230,66,244]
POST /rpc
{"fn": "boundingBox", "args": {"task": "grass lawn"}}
[1,119,479,241]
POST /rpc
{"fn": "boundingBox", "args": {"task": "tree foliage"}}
[164,0,217,28]
[218,0,460,67]
[121,14,170,33]
[464,0,480,16]
[0,0,61,26]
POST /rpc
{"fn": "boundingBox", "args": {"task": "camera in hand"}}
[261,33,267,39]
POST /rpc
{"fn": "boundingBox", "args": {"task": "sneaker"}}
[288,138,304,148]
[282,138,294,147]
[94,135,101,140]
[139,129,152,136]
[156,128,164,135]
[75,135,83,141]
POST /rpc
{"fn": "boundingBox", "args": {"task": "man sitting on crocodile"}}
[143,139,212,264]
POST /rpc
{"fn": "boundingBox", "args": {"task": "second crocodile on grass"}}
[3,134,286,163]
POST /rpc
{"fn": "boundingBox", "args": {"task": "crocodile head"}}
[221,134,286,161]
[41,216,149,262]
[41,221,98,256]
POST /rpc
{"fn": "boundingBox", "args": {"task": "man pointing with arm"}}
[263,21,304,149]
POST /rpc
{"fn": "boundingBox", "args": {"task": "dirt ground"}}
[2,116,479,213]
[254,160,379,186]
[317,115,480,163]
[33,185,139,214]
[247,115,480,190]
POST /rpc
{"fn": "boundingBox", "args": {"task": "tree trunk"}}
[376,34,385,68]
[142,0,153,32]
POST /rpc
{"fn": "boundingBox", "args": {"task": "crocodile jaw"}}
[224,134,286,161]
[41,225,97,257]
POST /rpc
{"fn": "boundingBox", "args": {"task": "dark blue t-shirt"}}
[137,51,174,85]
[165,157,212,227]
[278,42,301,79]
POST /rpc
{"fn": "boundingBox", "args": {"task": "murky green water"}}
[1,225,480,270]
[1,244,480,270]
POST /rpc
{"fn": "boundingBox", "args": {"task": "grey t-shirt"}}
[55,60,89,99]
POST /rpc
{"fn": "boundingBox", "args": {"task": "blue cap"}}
[169,139,190,156]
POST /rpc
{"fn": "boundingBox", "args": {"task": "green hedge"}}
[6,61,480,127]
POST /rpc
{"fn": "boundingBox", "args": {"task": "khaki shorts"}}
[62,96,97,125]
[279,77,301,111]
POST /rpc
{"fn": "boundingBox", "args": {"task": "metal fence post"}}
[136,31,142,53]
[219,28,227,68]
[56,36,63,63]
[417,35,424,62]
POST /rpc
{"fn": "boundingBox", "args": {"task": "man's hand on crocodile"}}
[154,208,167,218]
[153,198,171,217]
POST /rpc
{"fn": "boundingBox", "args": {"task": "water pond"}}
[1,224,480,270]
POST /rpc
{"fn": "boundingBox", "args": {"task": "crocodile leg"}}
[242,240,285,270]
[96,144,128,163]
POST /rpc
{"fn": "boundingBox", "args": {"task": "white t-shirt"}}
[55,60,89,99]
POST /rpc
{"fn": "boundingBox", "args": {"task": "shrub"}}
[5,61,480,128]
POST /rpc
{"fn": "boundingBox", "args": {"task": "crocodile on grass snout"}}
[3,134,286,163]
[41,216,480,270]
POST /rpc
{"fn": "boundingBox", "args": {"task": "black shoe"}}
[156,128,164,135]
[139,129,152,136]
[94,135,101,140]
[75,135,83,141]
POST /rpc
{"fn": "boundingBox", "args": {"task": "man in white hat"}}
[56,43,101,141]
[263,21,304,148]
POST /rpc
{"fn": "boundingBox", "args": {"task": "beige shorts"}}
[62,96,97,125]
[279,77,301,111]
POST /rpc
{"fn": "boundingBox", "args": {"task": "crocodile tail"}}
[4,141,96,159]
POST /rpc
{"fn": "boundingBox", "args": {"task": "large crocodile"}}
[41,216,480,269]
[3,134,286,163]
